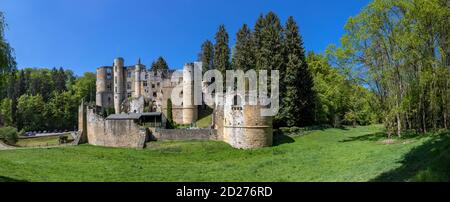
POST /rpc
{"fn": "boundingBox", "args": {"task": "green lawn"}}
[0,125,449,182]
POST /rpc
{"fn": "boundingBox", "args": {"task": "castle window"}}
[115,87,117,93]
[106,69,112,79]
[143,81,147,87]
[107,84,111,91]
[127,92,132,98]
[127,72,132,78]
[127,82,131,90]
[152,83,155,89]
[157,82,160,87]
[233,95,242,107]
[115,77,117,84]
[153,92,157,97]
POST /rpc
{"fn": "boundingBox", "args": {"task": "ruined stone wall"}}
[76,101,88,144]
[154,129,217,141]
[213,104,224,141]
[86,108,147,148]
[129,96,145,113]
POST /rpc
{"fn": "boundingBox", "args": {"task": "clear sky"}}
[1,0,371,76]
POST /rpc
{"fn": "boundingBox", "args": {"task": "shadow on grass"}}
[197,106,213,120]
[340,131,427,143]
[340,132,388,142]
[273,134,295,146]
[0,176,28,182]
[371,132,450,182]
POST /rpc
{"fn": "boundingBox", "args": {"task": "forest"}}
[0,0,449,136]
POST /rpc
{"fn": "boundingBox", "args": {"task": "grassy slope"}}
[196,113,212,128]
[0,125,449,182]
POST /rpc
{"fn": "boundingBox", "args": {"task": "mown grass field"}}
[0,125,449,182]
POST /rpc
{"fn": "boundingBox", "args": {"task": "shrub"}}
[0,126,19,145]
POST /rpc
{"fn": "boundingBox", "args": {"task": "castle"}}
[78,57,273,150]
[96,57,198,125]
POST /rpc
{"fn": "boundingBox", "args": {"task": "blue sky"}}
[1,0,370,76]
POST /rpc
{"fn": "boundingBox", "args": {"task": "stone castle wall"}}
[86,107,147,148]
[153,129,217,141]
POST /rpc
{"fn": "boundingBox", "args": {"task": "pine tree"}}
[213,25,230,75]
[151,57,169,72]
[232,24,254,71]
[253,12,284,72]
[199,40,214,74]
[166,98,173,129]
[282,16,316,127]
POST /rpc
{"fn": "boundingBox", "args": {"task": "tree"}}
[52,67,67,92]
[279,16,316,127]
[330,0,449,135]
[306,52,379,127]
[16,94,46,131]
[199,40,214,74]
[45,91,78,130]
[253,12,284,72]
[71,72,96,103]
[166,98,173,129]
[0,12,16,100]
[232,24,255,71]
[0,98,12,126]
[0,126,19,145]
[213,25,230,75]
[151,57,169,72]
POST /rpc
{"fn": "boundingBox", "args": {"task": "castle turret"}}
[182,63,198,124]
[96,67,107,107]
[222,93,273,149]
[113,57,125,114]
[134,58,144,98]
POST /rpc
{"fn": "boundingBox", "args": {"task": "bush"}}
[0,127,19,145]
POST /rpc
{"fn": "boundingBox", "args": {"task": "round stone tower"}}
[182,63,198,124]
[113,57,125,114]
[134,58,144,98]
[96,67,107,107]
[222,94,273,149]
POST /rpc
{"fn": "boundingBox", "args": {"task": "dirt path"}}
[0,141,14,150]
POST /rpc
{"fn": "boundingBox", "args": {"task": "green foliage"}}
[16,94,46,131]
[151,57,169,73]
[253,12,284,72]
[0,98,12,126]
[307,52,380,127]
[277,17,316,127]
[0,67,94,131]
[0,12,16,100]
[71,72,96,103]
[213,25,231,75]
[0,126,19,145]
[199,40,214,74]
[166,98,173,129]
[45,91,78,130]
[330,0,449,134]
[232,24,255,71]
